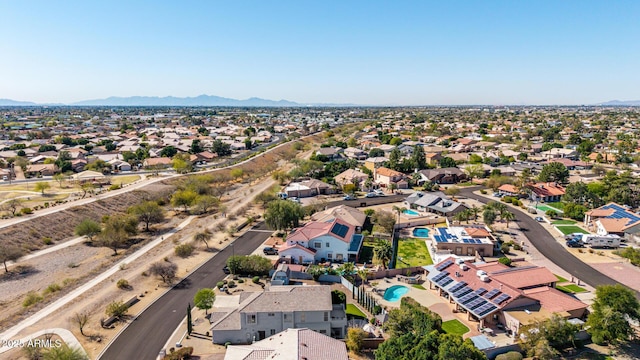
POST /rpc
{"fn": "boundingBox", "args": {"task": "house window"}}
[284,313,292,322]
[327,253,332,259]
[268,313,275,317]
[326,242,330,248]
[324,312,329,321]
[270,329,276,335]
[314,242,321,248]
[319,330,327,334]
[300,313,306,323]
[247,314,256,324]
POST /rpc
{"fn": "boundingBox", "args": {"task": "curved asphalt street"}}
[461,188,640,298]
[98,222,273,360]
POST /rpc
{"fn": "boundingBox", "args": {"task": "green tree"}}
[159,146,177,158]
[387,148,403,171]
[128,201,164,231]
[411,145,427,170]
[502,211,515,229]
[97,214,139,255]
[34,181,50,195]
[193,230,213,250]
[0,244,24,272]
[483,209,496,227]
[368,148,385,158]
[189,139,203,154]
[264,200,304,231]
[171,189,198,212]
[538,162,570,184]
[149,261,178,284]
[464,164,484,180]
[105,300,129,319]
[587,284,640,344]
[53,173,66,188]
[194,288,215,315]
[346,328,368,354]
[75,219,102,241]
[212,140,232,156]
[439,156,457,168]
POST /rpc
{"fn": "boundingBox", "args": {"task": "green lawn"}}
[557,226,589,235]
[548,202,565,211]
[552,219,577,225]
[555,274,569,283]
[346,304,367,319]
[557,284,587,294]
[397,238,433,268]
[442,319,469,336]
[412,284,426,290]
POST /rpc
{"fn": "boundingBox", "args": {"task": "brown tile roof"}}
[585,208,615,217]
[597,218,629,233]
[375,167,404,177]
[464,227,491,238]
[523,286,588,314]
[498,184,519,193]
[489,266,558,289]
[530,182,565,197]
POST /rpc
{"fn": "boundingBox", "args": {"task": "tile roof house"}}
[404,191,468,217]
[284,179,335,198]
[498,184,519,196]
[333,169,370,190]
[310,205,366,229]
[425,257,587,336]
[584,203,640,239]
[374,167,408,189]
[224,328,349,360]
[528,182,565,203]
[417,167,467,184]
[278,218,363,264]
[210,286,347,344]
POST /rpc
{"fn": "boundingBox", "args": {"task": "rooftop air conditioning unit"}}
[455,258,465,265]
[479,274,490,282]
[476,270,487,277]
[459,263,469,271]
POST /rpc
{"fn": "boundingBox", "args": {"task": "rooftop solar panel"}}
[475,304,498,317]
[437,276,453,287]
[453,287,473,298]
[432,272,448,282]
[436,259,454,271]
[475,288,487,295]
[494,293,511,304]
[449,282,467,293]
[459,293,479,305]
[468,299,486,310]
[485,289,500,299]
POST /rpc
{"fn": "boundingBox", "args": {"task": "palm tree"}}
[356,268,369,286]
[339,262,355,276]
[373,239,393,269]
[502,211,515,229]
[193,229,213,250]
[470,205,481,221]
[453,211,467,225]
[392,205,407,225]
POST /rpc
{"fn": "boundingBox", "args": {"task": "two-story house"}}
[210,286,347,344]
[374,167,408,189]
[278,218,363,264]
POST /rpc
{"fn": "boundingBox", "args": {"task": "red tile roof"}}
[489,266,558,289]
[375,167,404,177]
[523,287,588,314]
[530,182,565,197]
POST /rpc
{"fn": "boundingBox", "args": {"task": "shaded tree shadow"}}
[0,265,40,283]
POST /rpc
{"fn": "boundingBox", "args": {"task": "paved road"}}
[461,188,640,298]
[98,222,273,360]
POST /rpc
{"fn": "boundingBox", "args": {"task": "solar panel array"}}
[449,281,467,293]
[602,203,640,226]
[434,235,446,243]
[475,303,498,317]
[462,239,484,244]
[330,223,349,238]
[438,227,456,240]
[432,272,447,282]
[436,259,454,271]
[494,293,511,304]
[458,293,478,305]
[475,288,487,295]
[453,286,473,298]
[484,289,501,299]
[436,276,453,287]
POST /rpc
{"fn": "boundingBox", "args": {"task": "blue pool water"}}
[383,285,410,302]
[412,228,430,238]
[403,209,420,216]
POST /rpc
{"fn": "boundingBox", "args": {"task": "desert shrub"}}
[373,305,382,315]
[498,257,512,266]
[42,237,53,245]
[228,280,236,288]
[109,184,120,191]
[117,279,130,289]
[105,301,129,319]
[174,244,194,258]
[480,189,487,194]
[252,276,260,284]
[216,281,225,289]
[23,291,43,307]
[43,283,62,295]
[496,351,523,360]
[501,243,511,254]
[238,279,244,283]
[165,346,193,360]
[512,243,522,251]
[21,207,33,215]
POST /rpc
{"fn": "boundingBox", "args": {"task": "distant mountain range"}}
[598,100,640,106]
[0,98,37,106]
[0,95,359,107]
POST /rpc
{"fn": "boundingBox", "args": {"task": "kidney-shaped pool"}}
[383,285,410,302]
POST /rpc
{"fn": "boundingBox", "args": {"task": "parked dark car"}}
[263,247,279,255]
[222,265,231,274]
[566,240,583,248]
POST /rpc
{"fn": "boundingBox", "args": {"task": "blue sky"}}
[1,1,638,105]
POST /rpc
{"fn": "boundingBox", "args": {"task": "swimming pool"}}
[383,285,409,302]
[403,209,420,216]
[412,228,430,238]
